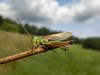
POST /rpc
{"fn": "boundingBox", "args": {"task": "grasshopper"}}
[16,18,72,53]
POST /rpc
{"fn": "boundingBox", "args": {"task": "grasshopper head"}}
[31,35,35,39]
[30,35,35,44]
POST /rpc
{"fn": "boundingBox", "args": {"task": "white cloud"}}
[69,0,100,23]
[0,0,100,24]
[0,2,15,19]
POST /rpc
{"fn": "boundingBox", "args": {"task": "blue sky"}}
[47,19,100,38]
[57,0,73,5]
[0,0,100,38]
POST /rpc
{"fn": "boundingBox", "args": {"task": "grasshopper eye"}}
[32,35,35,39]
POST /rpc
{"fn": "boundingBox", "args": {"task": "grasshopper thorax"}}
[30,35,49,45]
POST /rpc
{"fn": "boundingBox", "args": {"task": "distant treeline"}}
[0,15,100,51]
[83,38,100,50]
[0,16,61,35]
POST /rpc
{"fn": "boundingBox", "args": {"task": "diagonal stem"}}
[0,40,74,65]
[0,47,48,65]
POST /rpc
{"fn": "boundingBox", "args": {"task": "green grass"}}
[0,30,100,75]
[0,21,19,32]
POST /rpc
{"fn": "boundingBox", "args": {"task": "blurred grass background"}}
[0,30,100,75]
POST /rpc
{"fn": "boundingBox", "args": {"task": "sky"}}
[0,0,100,38]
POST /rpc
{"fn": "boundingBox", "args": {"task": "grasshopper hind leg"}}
[43,46,57,53]
[51,49,57,53]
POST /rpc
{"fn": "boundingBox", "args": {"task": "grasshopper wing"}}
[42,32,72,41]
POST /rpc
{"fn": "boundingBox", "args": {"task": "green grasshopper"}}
[16,18,72,52]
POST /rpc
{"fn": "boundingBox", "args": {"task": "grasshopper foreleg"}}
[31,44,40,52]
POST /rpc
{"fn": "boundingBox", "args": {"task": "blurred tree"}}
[38,27,50,36]
[83,38,100,51]
[19,25,25,33]
[67,36,83,44]
[24,23,30,34]
[30,25,38,35]
[0,16,3,26]
[25,23,38,35]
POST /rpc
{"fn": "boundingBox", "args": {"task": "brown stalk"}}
[0,47,49,65]
[0,40,74,65]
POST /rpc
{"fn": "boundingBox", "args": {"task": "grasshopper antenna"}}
[16,17,31,37]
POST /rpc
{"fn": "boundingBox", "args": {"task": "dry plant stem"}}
[0,47,48,65]
[0,40,74,65]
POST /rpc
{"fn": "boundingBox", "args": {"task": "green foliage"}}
[37,27,61,36]
[0,15,3,26]
[18,25,25,33]
[0,17,19,32]
[24,23,30,33]
[24,23,38,35]
[83,38,100,50]
[4,18,17,24]
[0,17,60,35]
[38,27,50,35]
[0,21,19,32]
[0,30,100,75]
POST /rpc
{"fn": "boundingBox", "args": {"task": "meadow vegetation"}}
[0,30,100,75]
